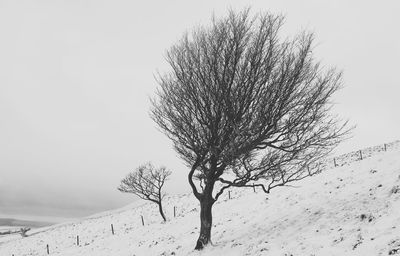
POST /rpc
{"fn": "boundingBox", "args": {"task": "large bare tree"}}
[118,163,171,222]
[151,9,350,249]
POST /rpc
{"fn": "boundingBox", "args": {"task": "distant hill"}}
[0,218,53,228]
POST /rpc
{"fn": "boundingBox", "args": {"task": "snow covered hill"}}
[1,144,400,256]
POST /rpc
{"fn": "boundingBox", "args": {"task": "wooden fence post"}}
[111,224,114,235]
[384,143,387,151]
[46,244,49,254]
[174,206,176,218]
[141,215,145,226]
[77,235,79,246]
[333,158,337,167]
[359,150,363,160]
[228,191,231,199]
[253,184,256,193]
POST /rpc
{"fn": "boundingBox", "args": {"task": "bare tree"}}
[118,163,171,222]
[20,227,30,237]
[151,9,351,249]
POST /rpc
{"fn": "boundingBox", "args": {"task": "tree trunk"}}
[158,202,166,222]
[195,195,215,250]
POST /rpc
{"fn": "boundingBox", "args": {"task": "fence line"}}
[326,140,400,169]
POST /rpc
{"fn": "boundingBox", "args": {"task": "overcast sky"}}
[0,0,399,221]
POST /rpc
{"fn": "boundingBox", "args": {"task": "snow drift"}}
[1,142,400,256]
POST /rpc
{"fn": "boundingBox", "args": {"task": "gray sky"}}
[0,0,399,221]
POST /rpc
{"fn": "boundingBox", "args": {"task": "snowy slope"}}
[1,145,400,256]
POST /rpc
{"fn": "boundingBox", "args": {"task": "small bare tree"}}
[118,163,171,222]
[151,9,351,249]
[20,227,30,237]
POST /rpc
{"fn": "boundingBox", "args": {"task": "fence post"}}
[253,184,256,193]
[228,191,231,199]
[141,215,145,226]
[333,158,337,167]
[111,224,114,235]
[77,235,79,246]
[46,244,49,254]
[359,150,363,160]
[174,206,176,218]
[384,143,387,151]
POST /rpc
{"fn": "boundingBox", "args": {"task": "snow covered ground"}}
[1,144,400,256]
